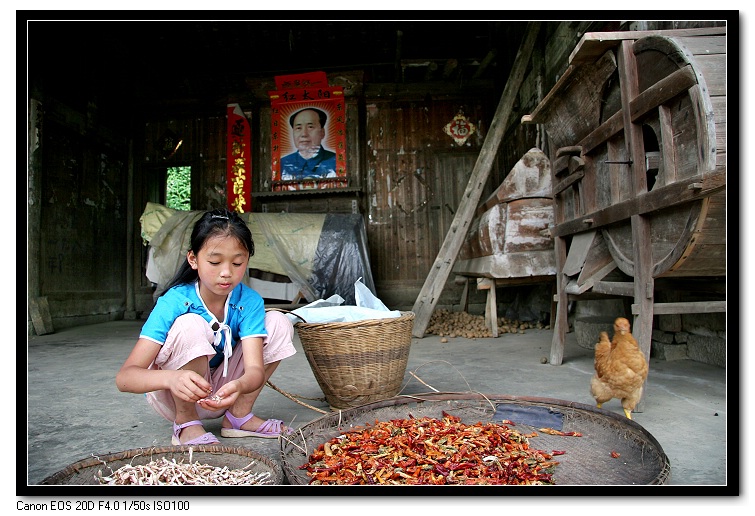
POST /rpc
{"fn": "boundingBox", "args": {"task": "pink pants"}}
[146,310,296,422]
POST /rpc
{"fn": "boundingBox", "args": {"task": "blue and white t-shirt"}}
[140,281,266,375]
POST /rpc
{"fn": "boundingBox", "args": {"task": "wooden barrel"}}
[455,148,556,279]
[531,30,727,279]
[598,34,726,277]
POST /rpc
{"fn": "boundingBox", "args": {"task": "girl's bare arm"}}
[235,336,266,394]
[197,336,265,409]
[115,338,211,401]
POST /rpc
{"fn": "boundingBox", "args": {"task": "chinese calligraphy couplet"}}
[226,103,252,213]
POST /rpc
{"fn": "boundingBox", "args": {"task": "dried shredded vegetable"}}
[95,457,273,485]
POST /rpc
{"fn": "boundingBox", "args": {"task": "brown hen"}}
[590,317,649,419]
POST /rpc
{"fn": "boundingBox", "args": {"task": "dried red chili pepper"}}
[538,427,583,437]
[301,413,558,485]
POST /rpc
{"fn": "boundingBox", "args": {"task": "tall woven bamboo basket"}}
[296,311,414,410]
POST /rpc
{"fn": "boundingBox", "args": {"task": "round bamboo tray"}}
[40,445,283,485]
[296,311,414,409]
[280,392,671,485]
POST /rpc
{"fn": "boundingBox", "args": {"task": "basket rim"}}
[295,310,415,330]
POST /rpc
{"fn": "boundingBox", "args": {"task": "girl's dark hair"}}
[159,208,254,296]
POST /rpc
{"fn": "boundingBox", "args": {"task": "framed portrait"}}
[269,73,347,191]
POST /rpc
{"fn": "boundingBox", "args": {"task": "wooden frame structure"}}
[522,27,726,407]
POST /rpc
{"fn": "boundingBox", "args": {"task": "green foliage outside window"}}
[166,166,191,210]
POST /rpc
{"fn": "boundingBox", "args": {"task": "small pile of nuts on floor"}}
[425,309,549,340]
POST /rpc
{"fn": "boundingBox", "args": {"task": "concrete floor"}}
[24,318,731,493]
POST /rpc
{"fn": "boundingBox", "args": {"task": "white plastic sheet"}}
[285,279,400,325]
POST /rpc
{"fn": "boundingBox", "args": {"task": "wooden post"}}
[28,99,43,335]
[618,40,653,412]
[455,276,470,313]
[125,138,137,319]
[478,278,499,338]
[30,297,54,335]
[411,21,541,337]
[549,237,569,365]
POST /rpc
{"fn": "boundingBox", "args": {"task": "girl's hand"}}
[196,380,241,410]
[169,370,212,403]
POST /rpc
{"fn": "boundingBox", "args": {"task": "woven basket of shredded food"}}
[280,392,670,485]
[40,445,283,485]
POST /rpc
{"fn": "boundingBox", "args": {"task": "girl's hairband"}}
[211,214,229,220]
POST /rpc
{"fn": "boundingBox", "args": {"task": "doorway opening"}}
[166,166,191,210]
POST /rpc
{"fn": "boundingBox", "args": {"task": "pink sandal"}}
[220,412,293,439]
[171,420,220,445]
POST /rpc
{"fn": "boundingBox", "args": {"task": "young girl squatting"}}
[116,209,296,445]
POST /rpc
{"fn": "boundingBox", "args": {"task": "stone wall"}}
[572,301,726,368]
[651,313,727,368]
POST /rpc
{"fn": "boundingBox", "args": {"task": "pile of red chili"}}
[300,412,559,485]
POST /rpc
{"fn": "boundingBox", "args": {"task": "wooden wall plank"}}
[411,22,542,337]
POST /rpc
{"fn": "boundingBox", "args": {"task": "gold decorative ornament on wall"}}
[443,109,476,146]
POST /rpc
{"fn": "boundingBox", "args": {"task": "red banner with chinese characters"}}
[269,73,347,191]
[226,104,252,212]
[274,71,328,91]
